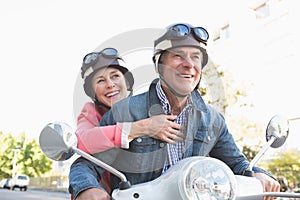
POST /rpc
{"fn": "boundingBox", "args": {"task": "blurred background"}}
[0,0,299,193]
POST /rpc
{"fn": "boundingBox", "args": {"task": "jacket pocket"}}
[115,137,166,173]
[192,127,217,156]
[130,137,160,152]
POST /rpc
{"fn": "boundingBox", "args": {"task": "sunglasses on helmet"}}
[158,23,209,45]
[83,47,119,65]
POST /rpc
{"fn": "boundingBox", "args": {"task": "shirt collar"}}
[156,80,194,114]
[156,80,171,114]
[155,80,208,113]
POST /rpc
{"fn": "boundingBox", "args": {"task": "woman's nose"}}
[106,79,115,88]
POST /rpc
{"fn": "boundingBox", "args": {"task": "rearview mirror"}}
[266,114,289,148]
[39,122,77,161]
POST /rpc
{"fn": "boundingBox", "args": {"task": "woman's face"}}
[91,67,128,107]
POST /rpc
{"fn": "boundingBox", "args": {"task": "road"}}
[0,188,70,200]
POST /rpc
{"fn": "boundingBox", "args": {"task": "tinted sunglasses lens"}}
[171,24,189,37]
[194,27,209,41]
[102,48,118,56]
[83,53,98,64]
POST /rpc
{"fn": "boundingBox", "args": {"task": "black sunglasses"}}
[167,23,209,44]
[83,48,119,65]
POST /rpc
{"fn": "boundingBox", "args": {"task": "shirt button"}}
[207,135,211,141]
[159,143,165,148]
[136,138,142,143]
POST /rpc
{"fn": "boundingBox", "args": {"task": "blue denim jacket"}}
[99,79,270,190]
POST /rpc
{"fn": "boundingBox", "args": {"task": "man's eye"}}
[193,56,200,60]
[174,54,183,59]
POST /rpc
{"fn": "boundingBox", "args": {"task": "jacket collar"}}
[190,89,208,113]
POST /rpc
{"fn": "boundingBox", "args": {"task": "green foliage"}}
[0,131,52,179]
[0,131,15,178]
[265,149,300,186]
[242,144,261,161]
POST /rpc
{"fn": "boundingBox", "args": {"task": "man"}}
[100,23,280,199]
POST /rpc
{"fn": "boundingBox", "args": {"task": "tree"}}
[264,149,300,187]
[0,131,16,178]
[0,131,52,179]
[200,59,265,160]
[241,144,261,161]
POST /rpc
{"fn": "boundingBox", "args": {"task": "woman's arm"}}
[76,102,183,154]
[76,102,123,154]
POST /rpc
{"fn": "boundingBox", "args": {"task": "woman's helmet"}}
[152,23,209,70]
[81,47,134,101]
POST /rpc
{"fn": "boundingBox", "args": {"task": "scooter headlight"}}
[179,157,237,200]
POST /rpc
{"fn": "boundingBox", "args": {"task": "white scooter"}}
[39,114,300,199]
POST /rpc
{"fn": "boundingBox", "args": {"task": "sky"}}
[0,0,231,137]
[0,0,299,150]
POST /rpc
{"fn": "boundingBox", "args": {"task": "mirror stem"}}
[248,136,276,171]
[71,146,128,182]
[289,117,300,121]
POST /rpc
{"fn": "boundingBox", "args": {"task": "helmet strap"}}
[128,89,133,97]
[94,98,111,110]
[159,74,188,98]
[159,70,202,98]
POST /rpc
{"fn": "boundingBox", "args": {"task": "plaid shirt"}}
[156,81,192,173]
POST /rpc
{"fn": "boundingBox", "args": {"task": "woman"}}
[77,47,183,154]
[70,47,183,200]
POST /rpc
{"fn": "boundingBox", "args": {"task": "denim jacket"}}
[99,79,270,190]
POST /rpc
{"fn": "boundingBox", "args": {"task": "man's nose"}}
[182,56,195,68]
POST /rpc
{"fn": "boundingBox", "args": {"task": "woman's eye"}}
[97,79,104,84]
[111,74,120,79]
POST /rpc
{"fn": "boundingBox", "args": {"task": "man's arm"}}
[207,107,276,179]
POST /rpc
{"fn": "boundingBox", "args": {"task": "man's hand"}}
[130,114,185,144]
[147,114,185,144]
[254,172,280,200]
[76,187,111,200]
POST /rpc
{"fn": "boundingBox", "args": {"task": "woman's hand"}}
[130,114,184,144]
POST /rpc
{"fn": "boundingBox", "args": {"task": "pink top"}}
[76,102,130,154]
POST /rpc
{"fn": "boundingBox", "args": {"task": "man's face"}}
[160,46,202,96]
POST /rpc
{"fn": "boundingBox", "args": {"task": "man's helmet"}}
[81,47,134,100]
[152,23,209,69]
